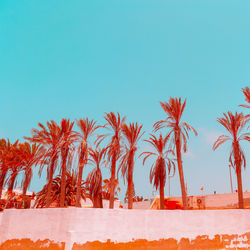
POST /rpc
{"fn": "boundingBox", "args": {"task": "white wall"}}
[1,208,250,249]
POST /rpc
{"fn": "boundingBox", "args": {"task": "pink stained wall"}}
[0,208,250,249]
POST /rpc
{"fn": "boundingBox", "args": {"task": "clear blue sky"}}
[0,0,249,200]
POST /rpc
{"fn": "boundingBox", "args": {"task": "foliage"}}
[239,87,250,109]
[35,171,87,208]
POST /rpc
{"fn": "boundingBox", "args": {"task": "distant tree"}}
[213,111,249,209]
[19,142,44,207]
[75,118,99,207]
[96,112,125,209]
[35,171,87,208]
[239,87,250,109]
[0,139,18,198]
[25,121,61,207]
[120,122,144,209]
[58,119,78,207]
[5,143,23,194]
[154,97,197,210]
[87,148,106,208]
[141,134,175,209]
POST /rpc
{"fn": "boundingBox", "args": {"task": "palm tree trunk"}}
[235,144,244,209]
[23,168,32,209]
[0,171,7,199]
[159,166,165,210]
[8,173,17,193]
[22,170,28,209]
[175,131,188,210]
[98,191,103,208]
[75,164,83,207]
[109,154,116,209]
[128,153,134,209]
[236,165,244,209]
[46,160,55,208]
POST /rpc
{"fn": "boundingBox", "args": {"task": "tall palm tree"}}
[120,122,144,209]
[213,111,249,209]
[87,147,106,208]
[97,112,126,209]
[140,134,175,209]
[75,118,100,207]
[154,97,197,210]
[5,143,23,194]
[0,139,18,198]
[239,87,250,109]
[25,121,61,207]
[59,119,78,207]
[18,142,44,207]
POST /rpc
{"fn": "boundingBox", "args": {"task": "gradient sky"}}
[0,0,249,200]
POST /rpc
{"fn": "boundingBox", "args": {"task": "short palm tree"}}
[59,119,78,207]
[213,111,249,209]
[97,112,125,209]
[0,139,18,198]
[87,147,106,208]
[5,143,23,194]
[120,122,144,209]
[154,97,197,210]
[140,134,175,209]
[25,120,61,207]
[35,171,87,208]
[240,87,250,109]
[19,142,44,206]
[75,118,100,207]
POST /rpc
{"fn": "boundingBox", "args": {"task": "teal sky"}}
[0,0,249,200]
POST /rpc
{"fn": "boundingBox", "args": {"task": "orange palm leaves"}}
[25,120,61,207]
[97,112,126,208]
[213,112,249,169]
[154,97,197,210]
[141,134,175,209]
[154,98,197,152]
[141,134,175,190]
[0,139,19,197]
[240,87,250,109]
[119,122,144,209]
[25,120,61,180]
[213,111,249,208]
[18,142,45,196]
[87,147,106,208]
[75,118,100,207]
[58,119,78,207]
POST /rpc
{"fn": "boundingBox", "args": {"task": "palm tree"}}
[75,118,99,207]
[5,143,23,194]
[25,121,61,207]
[154,97,197,210]
[0,139,18,198]
[213,111,249,209]
[102,177,121,199]
[86,147,106,208]
[97,112,126,209]
[35,171,87,208]
[18,142,44,207]
[140,134,175,209]
[239,87,250,109]
[59,119,78,207]
[120,122,144,209]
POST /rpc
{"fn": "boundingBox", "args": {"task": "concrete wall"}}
[1,208,250,249]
